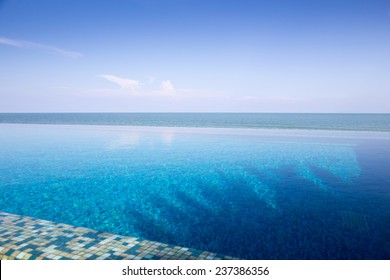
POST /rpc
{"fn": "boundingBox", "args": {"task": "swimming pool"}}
[0,124,389,259]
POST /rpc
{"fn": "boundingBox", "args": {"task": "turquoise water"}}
[0,123,389,259]
[1,113,390,131]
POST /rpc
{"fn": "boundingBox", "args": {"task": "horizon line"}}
[0,112,390,114]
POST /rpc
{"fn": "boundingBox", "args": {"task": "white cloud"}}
[0,36,83,58]
[160,80,176,96]
[99,74,140,94]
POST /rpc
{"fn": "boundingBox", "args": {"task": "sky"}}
[0,0,389,113]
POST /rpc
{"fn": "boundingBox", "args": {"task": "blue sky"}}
[0,0,389,112]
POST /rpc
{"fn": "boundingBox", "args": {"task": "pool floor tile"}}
[0,211,237,260]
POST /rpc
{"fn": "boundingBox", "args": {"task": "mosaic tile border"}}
[0,212,237,260]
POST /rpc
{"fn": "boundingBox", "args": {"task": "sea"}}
[1,113,390,131]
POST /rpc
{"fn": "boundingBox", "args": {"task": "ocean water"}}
[1,113,390,131]
[0,123,389,259]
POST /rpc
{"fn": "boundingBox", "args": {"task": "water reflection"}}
[107,132,140,149]
[108,128,176,149]
[161,128,175,146]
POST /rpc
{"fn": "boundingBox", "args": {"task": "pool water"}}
[0,124,389,259]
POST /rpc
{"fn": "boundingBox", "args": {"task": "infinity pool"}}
[0,124,389,259]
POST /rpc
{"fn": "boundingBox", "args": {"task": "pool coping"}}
[0,212,237,260]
